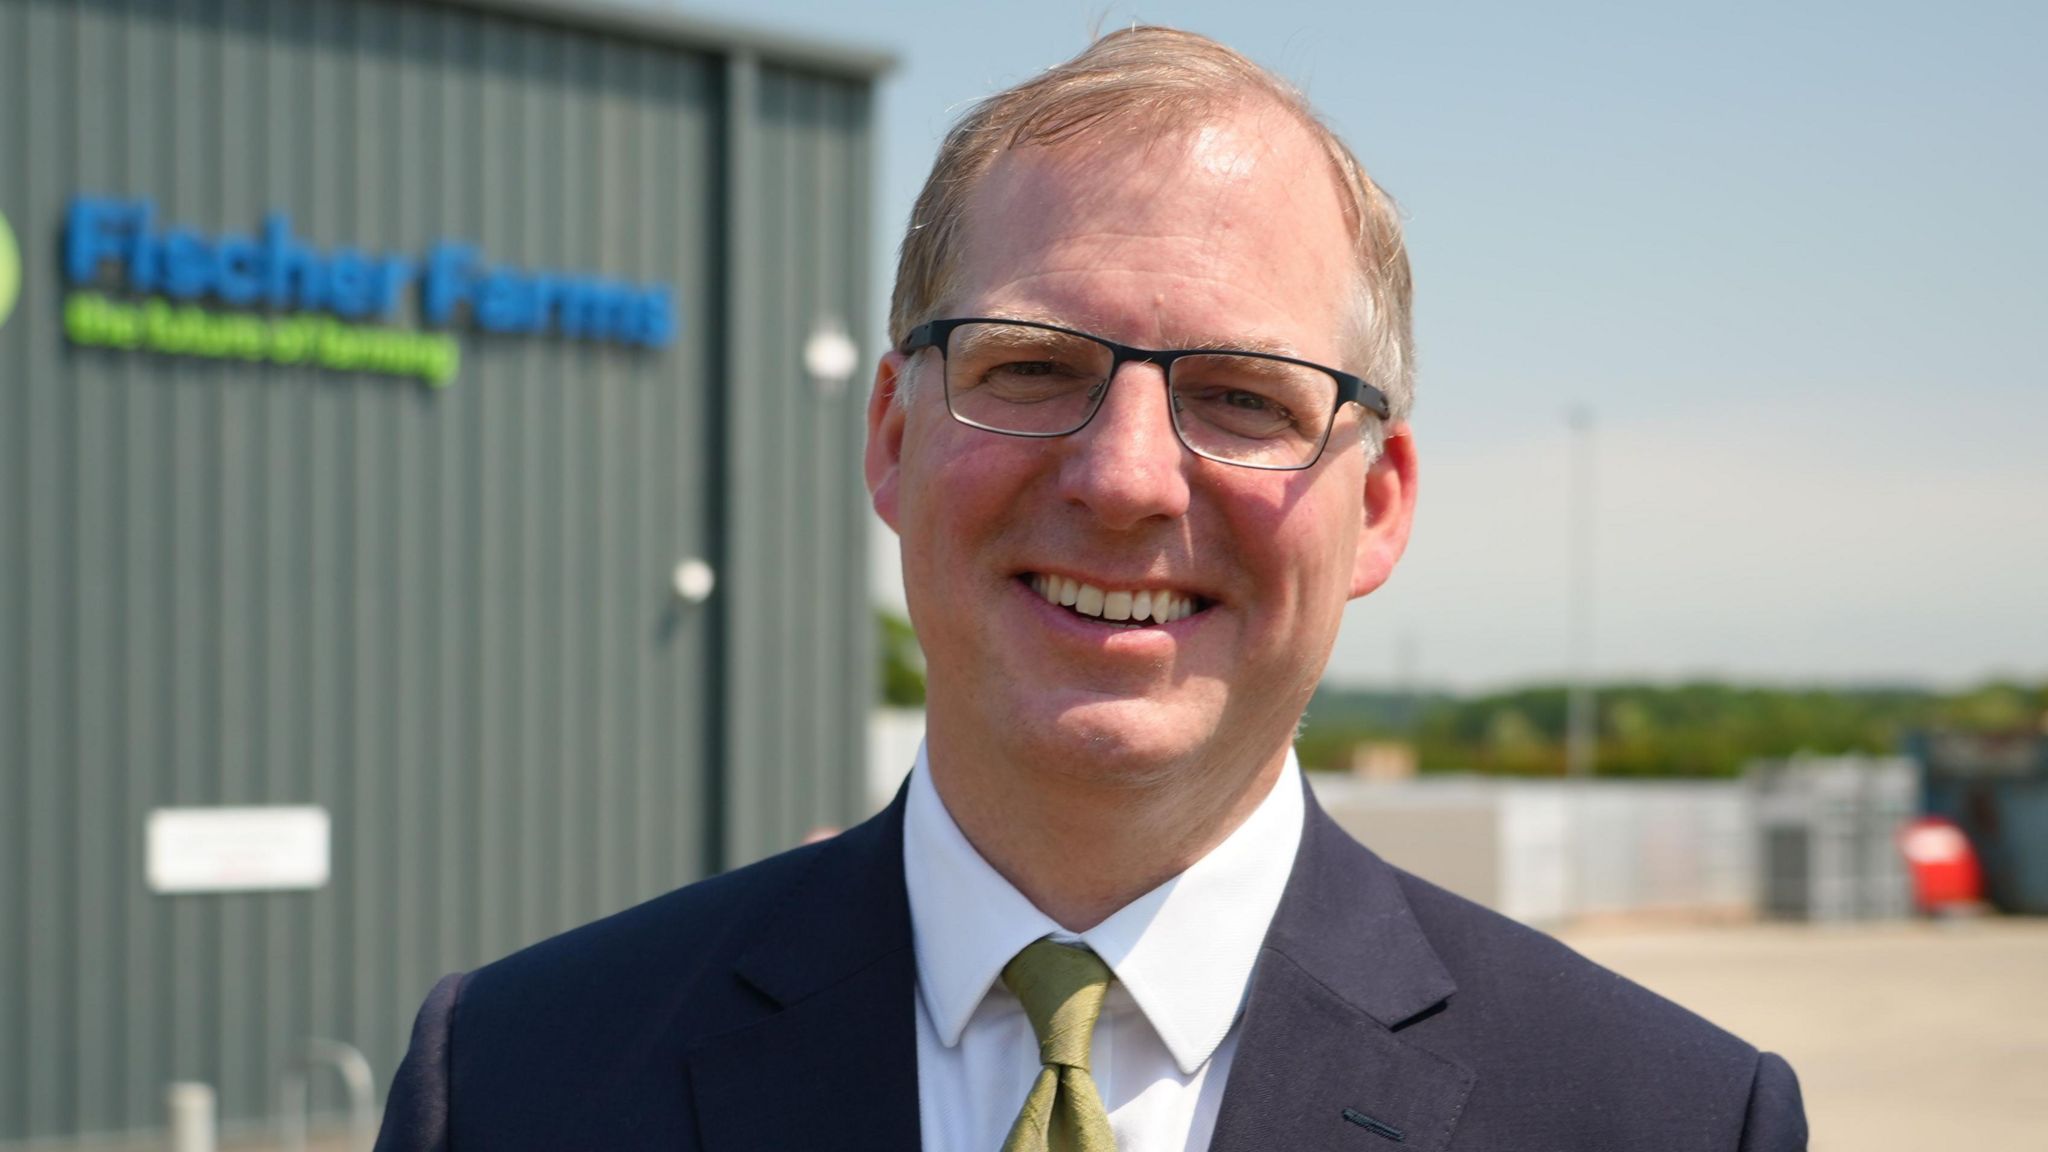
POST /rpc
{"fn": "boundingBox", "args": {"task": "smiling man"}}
[377,27,1806,1152]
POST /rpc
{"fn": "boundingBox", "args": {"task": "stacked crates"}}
[1751,756,1915,922]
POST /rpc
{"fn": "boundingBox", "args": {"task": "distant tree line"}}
[1298,680,2048,778]
[879,610,927,707]
[881,610,2043,778]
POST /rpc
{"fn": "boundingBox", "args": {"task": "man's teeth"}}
[1028,575,1195,623]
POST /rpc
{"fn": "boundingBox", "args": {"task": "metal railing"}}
[277,1039,377,1152]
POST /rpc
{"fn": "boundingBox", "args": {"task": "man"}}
[377,27,1807,1152]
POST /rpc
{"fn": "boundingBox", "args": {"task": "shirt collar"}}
[902,740,1304,1076]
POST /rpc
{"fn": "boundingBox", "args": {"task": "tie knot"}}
[1001,939,1113,1071]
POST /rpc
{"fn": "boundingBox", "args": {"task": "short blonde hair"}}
[888,26,1415,441]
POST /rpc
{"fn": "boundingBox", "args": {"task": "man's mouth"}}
[1022,573,1208,628]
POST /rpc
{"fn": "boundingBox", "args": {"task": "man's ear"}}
[1350,423,1417,599]
[865,350,912,532]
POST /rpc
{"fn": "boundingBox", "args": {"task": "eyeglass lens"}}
[941,321,1337,469]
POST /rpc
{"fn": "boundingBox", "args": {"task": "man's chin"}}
[1009,694,1229,788]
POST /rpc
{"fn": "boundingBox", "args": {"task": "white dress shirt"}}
[903,742,1305,1152]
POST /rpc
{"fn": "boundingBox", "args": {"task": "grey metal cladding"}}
[0,0,875,1142]
[720,57,876,873]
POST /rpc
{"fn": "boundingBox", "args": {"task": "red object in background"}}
[1897,817,1985,912]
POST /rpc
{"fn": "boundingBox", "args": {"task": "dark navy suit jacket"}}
[375,783,1808,1151]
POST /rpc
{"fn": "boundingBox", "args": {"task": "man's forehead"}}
[946,103,1355,352]
[978,101,1320,213]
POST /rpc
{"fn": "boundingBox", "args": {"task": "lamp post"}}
[1566,407,1596,779]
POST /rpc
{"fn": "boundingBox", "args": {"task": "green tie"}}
[1000,939,1120,1152]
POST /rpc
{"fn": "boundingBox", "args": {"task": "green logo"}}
[0,208,19,331]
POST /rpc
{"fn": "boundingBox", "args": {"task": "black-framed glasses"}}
[901,317,1387,471]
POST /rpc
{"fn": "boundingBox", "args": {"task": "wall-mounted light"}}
[803,316,860,396]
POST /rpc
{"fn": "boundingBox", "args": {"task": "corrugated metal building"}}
[0,0,887,1143]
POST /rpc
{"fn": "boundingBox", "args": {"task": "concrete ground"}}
[1558,917,2048,1152]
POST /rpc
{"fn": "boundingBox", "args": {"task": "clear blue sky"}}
[670,0,2047,690]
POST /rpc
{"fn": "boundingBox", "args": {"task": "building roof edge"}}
[418,0,898,78]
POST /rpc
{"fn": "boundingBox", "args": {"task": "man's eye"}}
[1222,389,1285,415]
[980,358,1094,386]
[971,359,1095,403]
[993,360,1064,377]
[1175,383,1303,440]
[1208,388,1293,423]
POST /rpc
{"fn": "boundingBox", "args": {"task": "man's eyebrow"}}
[1178,333,1301,357]
[970,309,1306,359]
[973,307,1073,328]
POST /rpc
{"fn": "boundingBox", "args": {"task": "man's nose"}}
[1054,362,1193,529]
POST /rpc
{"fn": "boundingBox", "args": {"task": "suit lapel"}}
[685,795,922,1152]
[683,780,1475,1152]
[1209,789,1477,1152]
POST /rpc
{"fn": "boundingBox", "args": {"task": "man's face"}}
[868,104,1414,785]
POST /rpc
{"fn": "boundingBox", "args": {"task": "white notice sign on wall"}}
[146,806,331,894]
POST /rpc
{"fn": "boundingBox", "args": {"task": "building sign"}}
[61,195,677,387]
[146,806,332,894]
